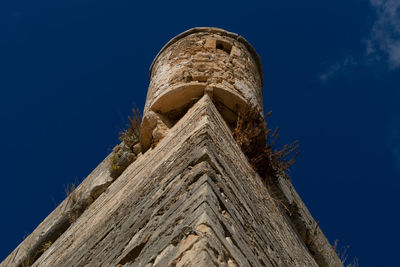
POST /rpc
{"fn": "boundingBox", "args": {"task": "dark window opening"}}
[216,40,232,54]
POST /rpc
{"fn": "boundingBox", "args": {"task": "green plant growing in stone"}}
[110,144,136,178]
[109,108,142,179]
[119,108,142,149]
[39,241,53,253]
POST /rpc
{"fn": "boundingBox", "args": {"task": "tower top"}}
[141,27,264,151]
[149,27,263,86]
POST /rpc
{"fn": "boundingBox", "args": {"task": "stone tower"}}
[2,28,342,267]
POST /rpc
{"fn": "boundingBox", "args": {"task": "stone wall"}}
[2,96,342,267]
[1,27,342,267]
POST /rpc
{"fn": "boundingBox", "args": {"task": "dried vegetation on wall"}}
[233,107,300,181]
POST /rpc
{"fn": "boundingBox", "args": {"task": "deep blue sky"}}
[1,1,399,266]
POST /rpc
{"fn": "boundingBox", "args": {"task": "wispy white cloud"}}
[319,56,357,83]
[320,0,400,82]
[367,0,400,69]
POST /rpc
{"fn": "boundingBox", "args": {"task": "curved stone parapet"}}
[140,27,264,151]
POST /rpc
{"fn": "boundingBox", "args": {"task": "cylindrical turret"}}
[140,27,263,151]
